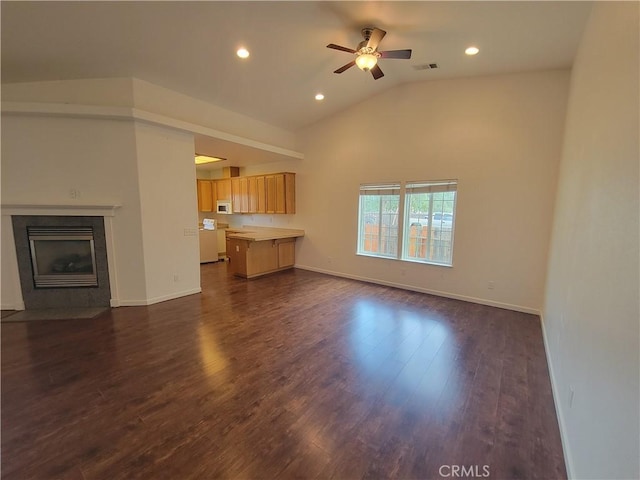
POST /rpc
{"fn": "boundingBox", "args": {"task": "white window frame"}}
[402,180,457,266]
[356,183,401,259]
[356,180,458,267]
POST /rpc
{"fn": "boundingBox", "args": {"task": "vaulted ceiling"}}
[2,1,592,133]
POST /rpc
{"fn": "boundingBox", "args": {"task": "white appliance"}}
[199,219,219,263]
[216,201,232,214]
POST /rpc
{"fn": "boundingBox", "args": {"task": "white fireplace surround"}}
[1,203,121,310]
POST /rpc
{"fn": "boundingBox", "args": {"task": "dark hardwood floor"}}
[1,263,566,479]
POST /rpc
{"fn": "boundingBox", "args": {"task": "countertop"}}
[225,226,305,242]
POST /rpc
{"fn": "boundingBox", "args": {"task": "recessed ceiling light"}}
[465,46,479,56]
[195,155,226,165]
[236,48,250,59]
[315,93,325,101]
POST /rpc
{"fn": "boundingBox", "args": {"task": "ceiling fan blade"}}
[334,60,356,74]
[367,28,387,51]
[379,49,412,60]
[371,64,384,80]
[327,43,357,54]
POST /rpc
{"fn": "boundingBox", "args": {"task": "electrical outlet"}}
[173,274,180,283]
[487,280,495,290]
[69,188,80,199]
[327,257,332,264]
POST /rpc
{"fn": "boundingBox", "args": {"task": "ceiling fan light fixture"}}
[356,53,378,72]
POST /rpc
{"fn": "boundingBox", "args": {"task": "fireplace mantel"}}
[1,203,121,217]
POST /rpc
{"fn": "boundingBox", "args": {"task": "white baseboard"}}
[540,314,574,479]
[117,287,202,307]
[1,301,25,311]
[294,264,540,315]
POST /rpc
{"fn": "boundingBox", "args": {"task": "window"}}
[403,180,457,266]
[357,180,457,266]
[357,183,400,258]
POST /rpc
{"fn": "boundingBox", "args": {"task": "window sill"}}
[401,257,453,268]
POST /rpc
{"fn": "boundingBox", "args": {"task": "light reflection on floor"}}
[348,298,460,409]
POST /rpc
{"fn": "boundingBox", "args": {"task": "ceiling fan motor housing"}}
[361,27,375,41]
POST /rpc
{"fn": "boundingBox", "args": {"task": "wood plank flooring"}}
[1,264,566,479]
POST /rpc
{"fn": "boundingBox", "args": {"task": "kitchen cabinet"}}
[265,175,276,213]
[248,176,259,213]
[240,177,249,213]
[197,180,216,212]
[256,176,266,213]
[275,174,286,213]
[231,177,249,213]
[216,179,231,201]
[226,227,304,278]
[265,173,295,214]
[277,239,296,268]
[231,178,240,212]
[200,173,294,215]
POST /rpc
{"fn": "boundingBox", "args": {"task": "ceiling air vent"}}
[413,63,439,71]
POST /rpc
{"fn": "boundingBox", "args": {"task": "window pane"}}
[358,191,400,258]
[403,183,456,266]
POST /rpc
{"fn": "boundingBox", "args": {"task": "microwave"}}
[216,201,233,214]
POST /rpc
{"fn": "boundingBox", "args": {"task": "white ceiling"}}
[2,1,592,135]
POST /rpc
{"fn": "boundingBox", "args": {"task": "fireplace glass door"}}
[28,227,98,288]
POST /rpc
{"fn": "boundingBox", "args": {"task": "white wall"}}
[1,77,135,107]
[131,79,296,150]
[134,121,201,303]
[0,115,148,305]
[543,3,639,479]
[272,70,570,313]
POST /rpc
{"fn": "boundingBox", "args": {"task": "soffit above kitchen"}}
[1,1,592,133]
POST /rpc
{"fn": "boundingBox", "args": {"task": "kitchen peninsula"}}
[226,227,305,278]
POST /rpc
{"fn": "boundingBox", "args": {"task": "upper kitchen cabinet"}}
[248,176,266,214]
[197,179,216,211]
[231,177,249,213]
[266,173,295,214]
[235,172,294,214]
[216,179,232,201]
[198,172,295,214]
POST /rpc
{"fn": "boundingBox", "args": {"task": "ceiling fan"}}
[327,27,412,80]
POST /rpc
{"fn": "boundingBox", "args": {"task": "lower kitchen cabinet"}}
[226,236,298,278]
[277,239,296,268]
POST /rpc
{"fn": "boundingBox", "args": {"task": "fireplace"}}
[11,215,111,309]
[28,226,98,288]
